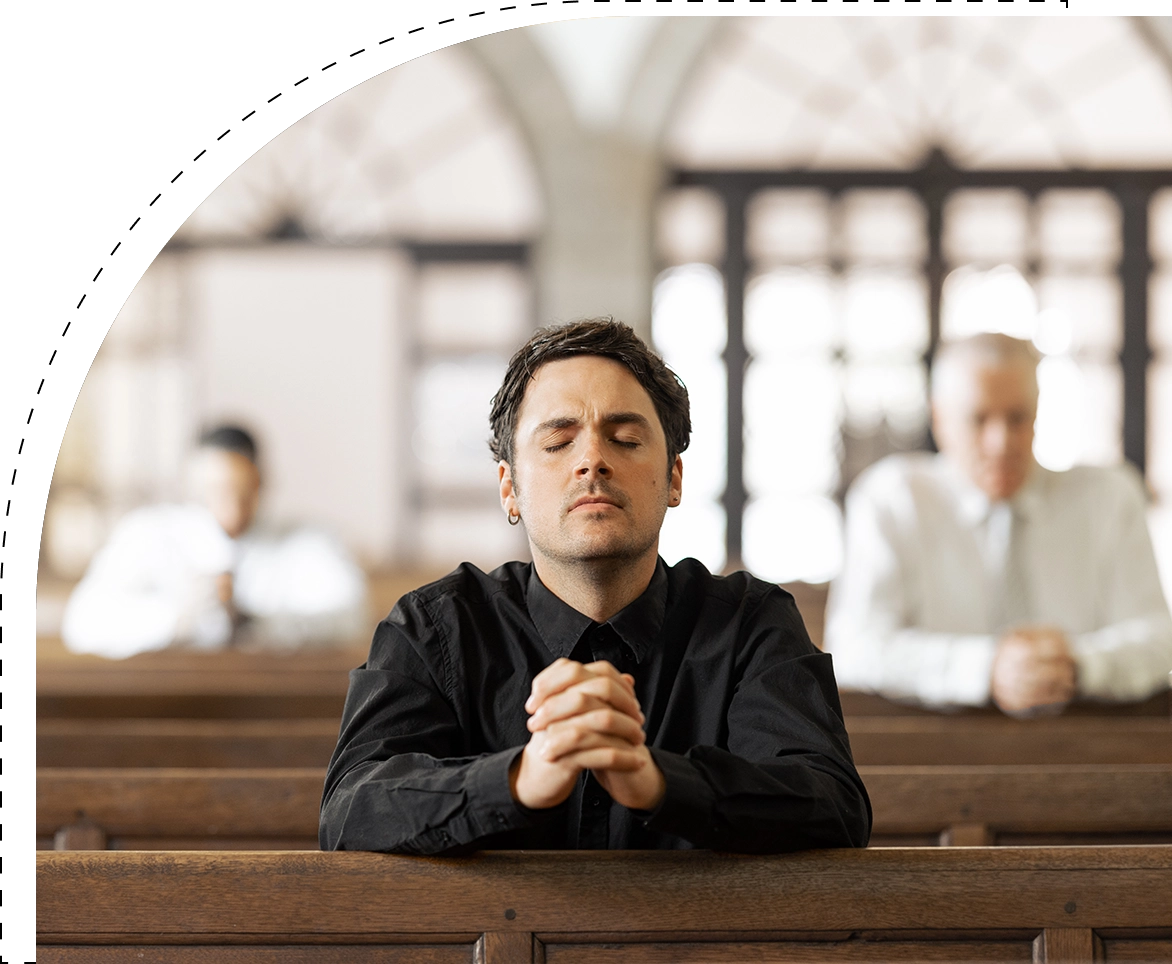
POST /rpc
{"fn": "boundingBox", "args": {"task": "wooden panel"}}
[840,692,1170,718]
[37,642,1169,721]
[860,766,1172,835]
[39,716,1172,769]
[36,848,1172,940]
[37,768,324,837]
[38,765,1172,847]
[476,932,534,964]
[1032,928,1102,963]
[38,719,341,768]
[542,939,1034,963]
[1100,939,1172,960]
[846,719,1172,766]
[37,646,364,719]
[37,947,475,964]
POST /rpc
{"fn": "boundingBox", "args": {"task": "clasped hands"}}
[509,657,666,812]
[991,625,1077,716]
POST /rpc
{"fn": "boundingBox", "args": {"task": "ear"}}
[499,460,517,518]
[668,454,683,508]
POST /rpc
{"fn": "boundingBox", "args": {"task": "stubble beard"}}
[515,479,667,577]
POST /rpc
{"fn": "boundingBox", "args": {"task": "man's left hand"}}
[525,658,666,811]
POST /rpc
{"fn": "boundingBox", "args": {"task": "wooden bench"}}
[38,764,1172,851]
[38,644,1171,720]
[37,646,365,719]
[38,713,1172,768]
[36,847,1172,962]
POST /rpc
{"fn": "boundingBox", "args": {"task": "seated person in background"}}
[62,424,367,658]
[825,333,1172,715]
[320,318,870,855]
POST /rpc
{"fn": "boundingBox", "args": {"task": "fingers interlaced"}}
[536,722,647,766]
[528,677,644,732]
[526,658,639,713]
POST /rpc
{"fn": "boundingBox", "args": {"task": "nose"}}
[575,432,612,480]
[980,418,1015,458]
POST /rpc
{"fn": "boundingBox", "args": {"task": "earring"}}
[508,509,521,526]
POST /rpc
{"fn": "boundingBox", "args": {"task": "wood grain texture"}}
[541,940,1034,963]
[845,718,1172,765]
[860,765,1172,834]
[38,716,1172,768]
[39,718,341,768]
[38,644,1169,720]
[939,823,994,847]
[1031,928,1102,963]
[839,691,1171,718]
[36,848,1172,940]
[476,932,534,964]
[38,768,324,837]
[36,947,475,963]
[37,765,1172,846]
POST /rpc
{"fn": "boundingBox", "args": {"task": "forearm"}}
[319,748,537,854]
[831,626,998,707]
[1071,615,1172,701]
[641,747,871,853]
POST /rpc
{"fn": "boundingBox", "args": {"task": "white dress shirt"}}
[824,453,1172,707]
[62,503,367,658]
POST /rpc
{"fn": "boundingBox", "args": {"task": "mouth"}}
[569,496,622,512]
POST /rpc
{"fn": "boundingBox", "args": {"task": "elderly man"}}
[826,333,1172,714]
[62,424,366,657]
[321,318,870,854]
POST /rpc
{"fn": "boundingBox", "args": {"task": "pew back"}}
[38,764,1172,851]
[37,848,1172,963]
[38,715,1172,768]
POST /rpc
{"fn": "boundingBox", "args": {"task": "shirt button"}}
[591,797,604,809]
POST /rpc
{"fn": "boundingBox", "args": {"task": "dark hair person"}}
[489,317,691,470]
[322,317,870,855]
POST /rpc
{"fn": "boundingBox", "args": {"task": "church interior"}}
[36,15,1172,962]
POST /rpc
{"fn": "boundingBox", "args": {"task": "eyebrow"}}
[532,412,652,436]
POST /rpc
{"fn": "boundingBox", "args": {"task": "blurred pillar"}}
[468,19,719,343]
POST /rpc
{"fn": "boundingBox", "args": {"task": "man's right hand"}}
[509,658,649,810]
[991,626,1077,716]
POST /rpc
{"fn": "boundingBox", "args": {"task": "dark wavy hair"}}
[488,318,691,470]
[198,424,259,464]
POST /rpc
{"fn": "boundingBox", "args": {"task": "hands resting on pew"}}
[510,658,665,812]
[991,627,1077,717]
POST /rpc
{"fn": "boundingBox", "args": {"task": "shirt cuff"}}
[465,747,537,838]
[639,748,716,839]
[931,634,997,706]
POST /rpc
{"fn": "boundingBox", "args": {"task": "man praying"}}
[320,318,870,854]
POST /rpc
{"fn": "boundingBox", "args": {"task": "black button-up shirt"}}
[320,557,871,854]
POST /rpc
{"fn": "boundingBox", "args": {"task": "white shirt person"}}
[825,334,1172,713]
[62,425,366,659]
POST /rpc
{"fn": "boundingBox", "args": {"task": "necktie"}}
[987,501,1031,631]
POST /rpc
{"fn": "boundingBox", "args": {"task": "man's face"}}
[499,355,683,570]
[190,447,261,539]
[932,360,1037,502]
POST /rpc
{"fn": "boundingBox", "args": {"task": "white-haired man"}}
[826,333,1172,714]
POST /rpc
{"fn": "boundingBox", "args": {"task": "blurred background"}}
[36,15,1172,643]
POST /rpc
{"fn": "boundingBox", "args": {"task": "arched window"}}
[42,47,543,610]
[655,17,1172,586]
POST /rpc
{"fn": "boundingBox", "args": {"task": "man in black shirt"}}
[320,319,871,854]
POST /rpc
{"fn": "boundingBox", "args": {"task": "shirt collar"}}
[525,559,669,664]
[943,455,1045,526]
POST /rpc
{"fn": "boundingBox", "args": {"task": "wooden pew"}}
[37,847,1172,962]
[38,718,342,768]
[38,764,1172,851]
[845,716,1172,766]
[37,646,365,719]
[38,713,1172,768]
[38,642,1171,720]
